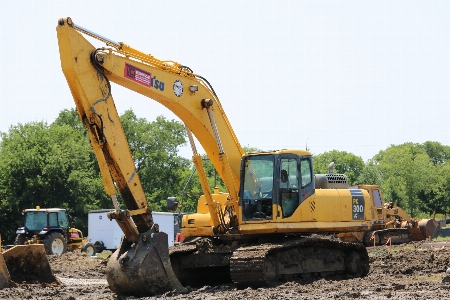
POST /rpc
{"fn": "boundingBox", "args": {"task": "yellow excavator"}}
[56,17,386,296]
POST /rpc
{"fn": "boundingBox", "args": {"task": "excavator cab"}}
[240,152,314,221]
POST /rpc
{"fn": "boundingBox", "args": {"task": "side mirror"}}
[166,197,178,211]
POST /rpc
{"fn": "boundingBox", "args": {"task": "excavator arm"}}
[57,17,244,234]
[57,17,244,296]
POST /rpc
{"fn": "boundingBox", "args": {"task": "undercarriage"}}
[169,235,369,288]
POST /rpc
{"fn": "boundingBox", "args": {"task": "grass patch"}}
[433,236,450,242]
[368,250,387,257]
[416,275,443,282]
[95,252,112,259]
[416,247,428,252]
[433,227,450,241]
[400,245,415,250]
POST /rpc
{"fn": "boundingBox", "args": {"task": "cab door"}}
[299,156,314,203]
[278,156,300,218]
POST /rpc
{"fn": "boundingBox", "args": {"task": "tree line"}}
[0,108,448,243]
[0,109,197,243]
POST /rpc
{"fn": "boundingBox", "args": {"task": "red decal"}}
[124,63,152,87]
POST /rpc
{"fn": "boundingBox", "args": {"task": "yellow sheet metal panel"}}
[181,226,214,237]
[196,193,229,214]
[335,231,366,243]
[238,188,372,232]
[182,213,212,228]
[0,253,11,289]
[312,189,371,222]
[238,221,370,235]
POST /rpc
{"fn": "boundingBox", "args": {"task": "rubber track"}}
[229,246,271,286]
[229,237,369,287]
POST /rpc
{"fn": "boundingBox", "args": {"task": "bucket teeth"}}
[106,231,187,297]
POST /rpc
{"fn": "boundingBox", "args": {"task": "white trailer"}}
[88,209,177,252]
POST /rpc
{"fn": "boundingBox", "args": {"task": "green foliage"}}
[175,166,204,213]
[53,109,86,133]
[0,119,108,242]
[373,142,450,218]
[313,150,365,185]
[243,146,261,153]
[357,159,382,185]
[119,110,191,211]
[373,143,427,216]
[176,157,226,213]
[421,141,450,166]
[0,108,192,243]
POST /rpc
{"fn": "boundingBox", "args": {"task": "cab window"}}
[300,159,312,188]
[58,211,69,229]
[49,213,59,227]
[373,189,383,207]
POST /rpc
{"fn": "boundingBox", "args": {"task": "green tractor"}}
[15,207,95,255]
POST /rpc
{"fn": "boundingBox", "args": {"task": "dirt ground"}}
[1,239,450,299]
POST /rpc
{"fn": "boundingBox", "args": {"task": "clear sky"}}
[1,0,449,162]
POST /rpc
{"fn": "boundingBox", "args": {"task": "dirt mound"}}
[0,244,449,299]
[369,243,450,276]
[47,250,109,279]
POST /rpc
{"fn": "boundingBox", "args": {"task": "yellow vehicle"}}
[336,184,436,245]
[0,207,94,289]
[55,17,386,296]
[15,207,96,255]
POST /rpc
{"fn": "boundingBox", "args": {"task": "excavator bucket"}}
[0,245,58,288]
[107,232,187,297]
[402,219,437,241]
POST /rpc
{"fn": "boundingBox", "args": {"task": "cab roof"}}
[246,149,312,157]
[24,208,66,212]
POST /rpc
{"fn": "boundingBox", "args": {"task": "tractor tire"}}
[81,242,96,256]
[43,232,67,255]
[14,234,27,245]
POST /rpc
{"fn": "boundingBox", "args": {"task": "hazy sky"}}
[1,0,449,162]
